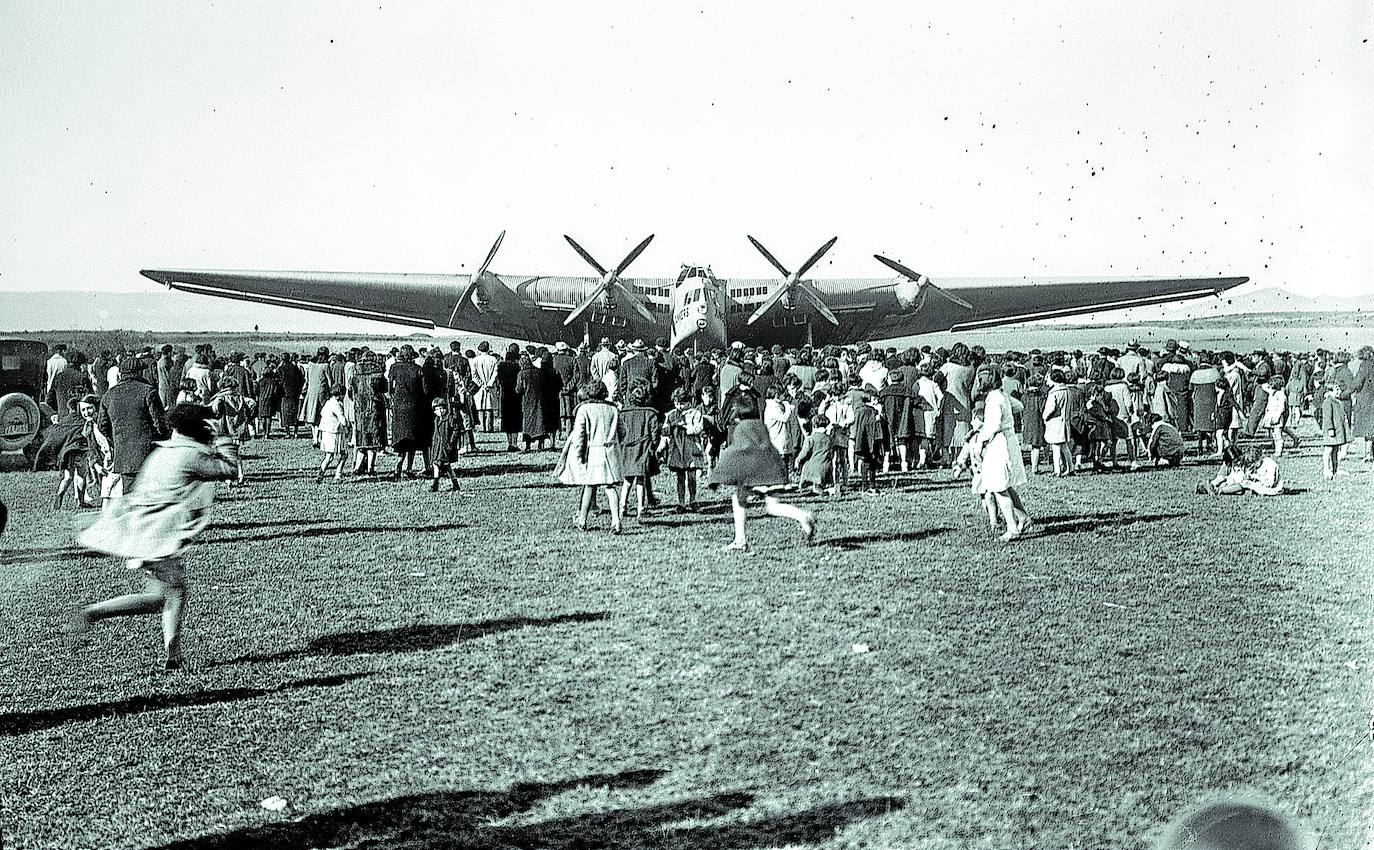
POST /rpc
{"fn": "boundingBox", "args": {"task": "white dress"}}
[317,398,350,453]
[978,388,1027,492]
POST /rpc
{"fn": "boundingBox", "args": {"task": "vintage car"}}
[0,338,54,465]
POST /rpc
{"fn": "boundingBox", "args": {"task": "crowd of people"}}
[16,334,1372,670]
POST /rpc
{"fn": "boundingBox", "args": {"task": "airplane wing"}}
[861,275,1249,339]
[139,268,677,340]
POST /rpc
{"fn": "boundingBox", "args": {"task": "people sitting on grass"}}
[1198,446,1285,496]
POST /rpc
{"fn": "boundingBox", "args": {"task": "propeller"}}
[744,235,840,326]
[450,230,507,323]
[562,234,656,326]
[873,254,974,312]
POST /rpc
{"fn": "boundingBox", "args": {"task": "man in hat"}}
[98,357,168,496]
[590,337,617,384]
[617,338,656,404]
[551,340,580,433]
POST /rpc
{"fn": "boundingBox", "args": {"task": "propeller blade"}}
[746,235,790,278]
[746,285,792,326]
[800,282,840,326]
[563,235,608,277]
[929,284,974,311]
[563,280,610,327]
[795,236,838,279]
[873,253,922,281]
[612,280,656,323]
[476,230,506,278]
[614,234,655,277]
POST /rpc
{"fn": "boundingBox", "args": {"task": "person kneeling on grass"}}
[705,393,816,551]
[429,396,463,491]
[73,403,240,671]
[1146,413,1185,467]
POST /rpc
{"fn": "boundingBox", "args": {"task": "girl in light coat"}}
[316,384,351,483]
[558,381,624,532]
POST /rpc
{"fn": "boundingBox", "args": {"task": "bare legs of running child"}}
[725,486,816,550]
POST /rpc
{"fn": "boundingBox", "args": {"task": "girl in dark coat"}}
[616,384,661,518]
[350,354,388,474]
[496,344,523,450]
[254,363,283,439]
[878,372,914,472]
[706,394,816,551]
[278,353,305,437]
[515,354,549,450]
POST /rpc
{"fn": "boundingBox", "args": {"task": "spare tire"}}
[0,392,42,452]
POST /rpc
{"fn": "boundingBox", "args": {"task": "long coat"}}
[254,369,284,417]
[617,405,661,478]
[389,361,434,451]
[278,361,304,427]
[559,399,621,486]
[496,359,522,433]
[515,365,549,439]
[1352,358,1374,438]
[303,361,331,426]
[97,378,167,476]
[350,368,388,450]
[1319,395,1350,445]
[540,359,563,436]
[1189,367,1222,432]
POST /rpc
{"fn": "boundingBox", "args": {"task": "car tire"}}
[0,391,42,453]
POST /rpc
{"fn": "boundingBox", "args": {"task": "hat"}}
[431,397,448,408]
[1127,338,1141,350]
[1178,340,1191,351]
[1165,339,1179,352]
[1097,346,1111,356]
[555,341,570,353]
[599,337,611,346]
[730,340,745,349]
[118,357,140,374]
[629,339,647,352]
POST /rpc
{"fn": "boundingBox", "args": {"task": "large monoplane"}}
[142,234,1247,348]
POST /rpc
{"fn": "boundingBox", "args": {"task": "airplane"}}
[140,233,1248,350]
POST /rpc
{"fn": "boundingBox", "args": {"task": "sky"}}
[2,1,1370,322]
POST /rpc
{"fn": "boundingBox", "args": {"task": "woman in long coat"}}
[303,348,332,445]
[539,350,563,444]
[278,353,305,438]
[389,346,434,476]
[515,354,549,450]
[496,344,523,451]
[558,381,623,532]
[878,373,915,471]
[350,354,388,474]
[1189,355,1222,453]
[1351,345,1374,458]
[254,362,283,439]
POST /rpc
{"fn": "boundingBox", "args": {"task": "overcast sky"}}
[2,1,1370,301]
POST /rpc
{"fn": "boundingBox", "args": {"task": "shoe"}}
[449,480,460,492]
[721,540,748,551]
[430,479,439,492]
[574,517,588,531]
[610,523,622,535]
[1018,519,1036,535]
[164,654,184,672]
[999,529,1022,543]
[315,471,326,484]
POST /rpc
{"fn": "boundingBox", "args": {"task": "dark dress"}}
[1020,383,1047,449]
[496,359,522,434]
[540,359,563,436]
[878,384,915,443]
[389,361,434,452]
[617,405,661,478]
[279,362,304,427]
[255,369,283,418]
[706,418,788,488]
[516,365,549,439]
[350,368,388,450]
[430,415,464,466]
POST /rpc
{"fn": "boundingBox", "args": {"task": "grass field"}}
[1,421,1372,849]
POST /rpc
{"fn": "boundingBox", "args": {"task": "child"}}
[207,376,254,486]
[36,397,94,509]
[951,414,999,531]
[1146,413,1185,467]
[74,403,241,671]
[428,397,462,491]
[1259,375,1299,456]
[1318,378,1349,479]
[175,377,201,406]
[705,394,816,550]
[851,384,887,492]
[763,384,803,475]
[1200,446,1284,496]
[821,389,855,495]
[316,384,350,483]
[795,413,833,496]
[616,385,661,518]
[659,388,707,511]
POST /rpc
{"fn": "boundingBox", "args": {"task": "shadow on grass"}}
[209,611,610,668]
[818,527,952,550]
[204,523,464,544]
[0,545,103,564]
[1031,511,1189,537]
[214,518,328,531]
[143,769,904,850]
[0,673,372,737]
